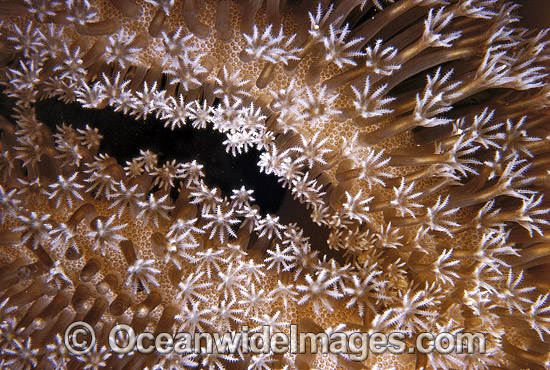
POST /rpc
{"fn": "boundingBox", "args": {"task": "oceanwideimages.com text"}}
[65,321,487,360]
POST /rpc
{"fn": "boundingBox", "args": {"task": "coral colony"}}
[0,0,549,369]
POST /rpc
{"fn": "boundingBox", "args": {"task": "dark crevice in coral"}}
[1,93,330,250]
[0,91,332,254]
[32,97,288,214]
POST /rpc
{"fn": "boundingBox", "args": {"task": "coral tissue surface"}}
[0,0,549,369]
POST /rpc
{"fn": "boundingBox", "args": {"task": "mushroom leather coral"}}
[0,0,549,369]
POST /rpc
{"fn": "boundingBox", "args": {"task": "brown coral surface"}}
[0,0,549,369]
